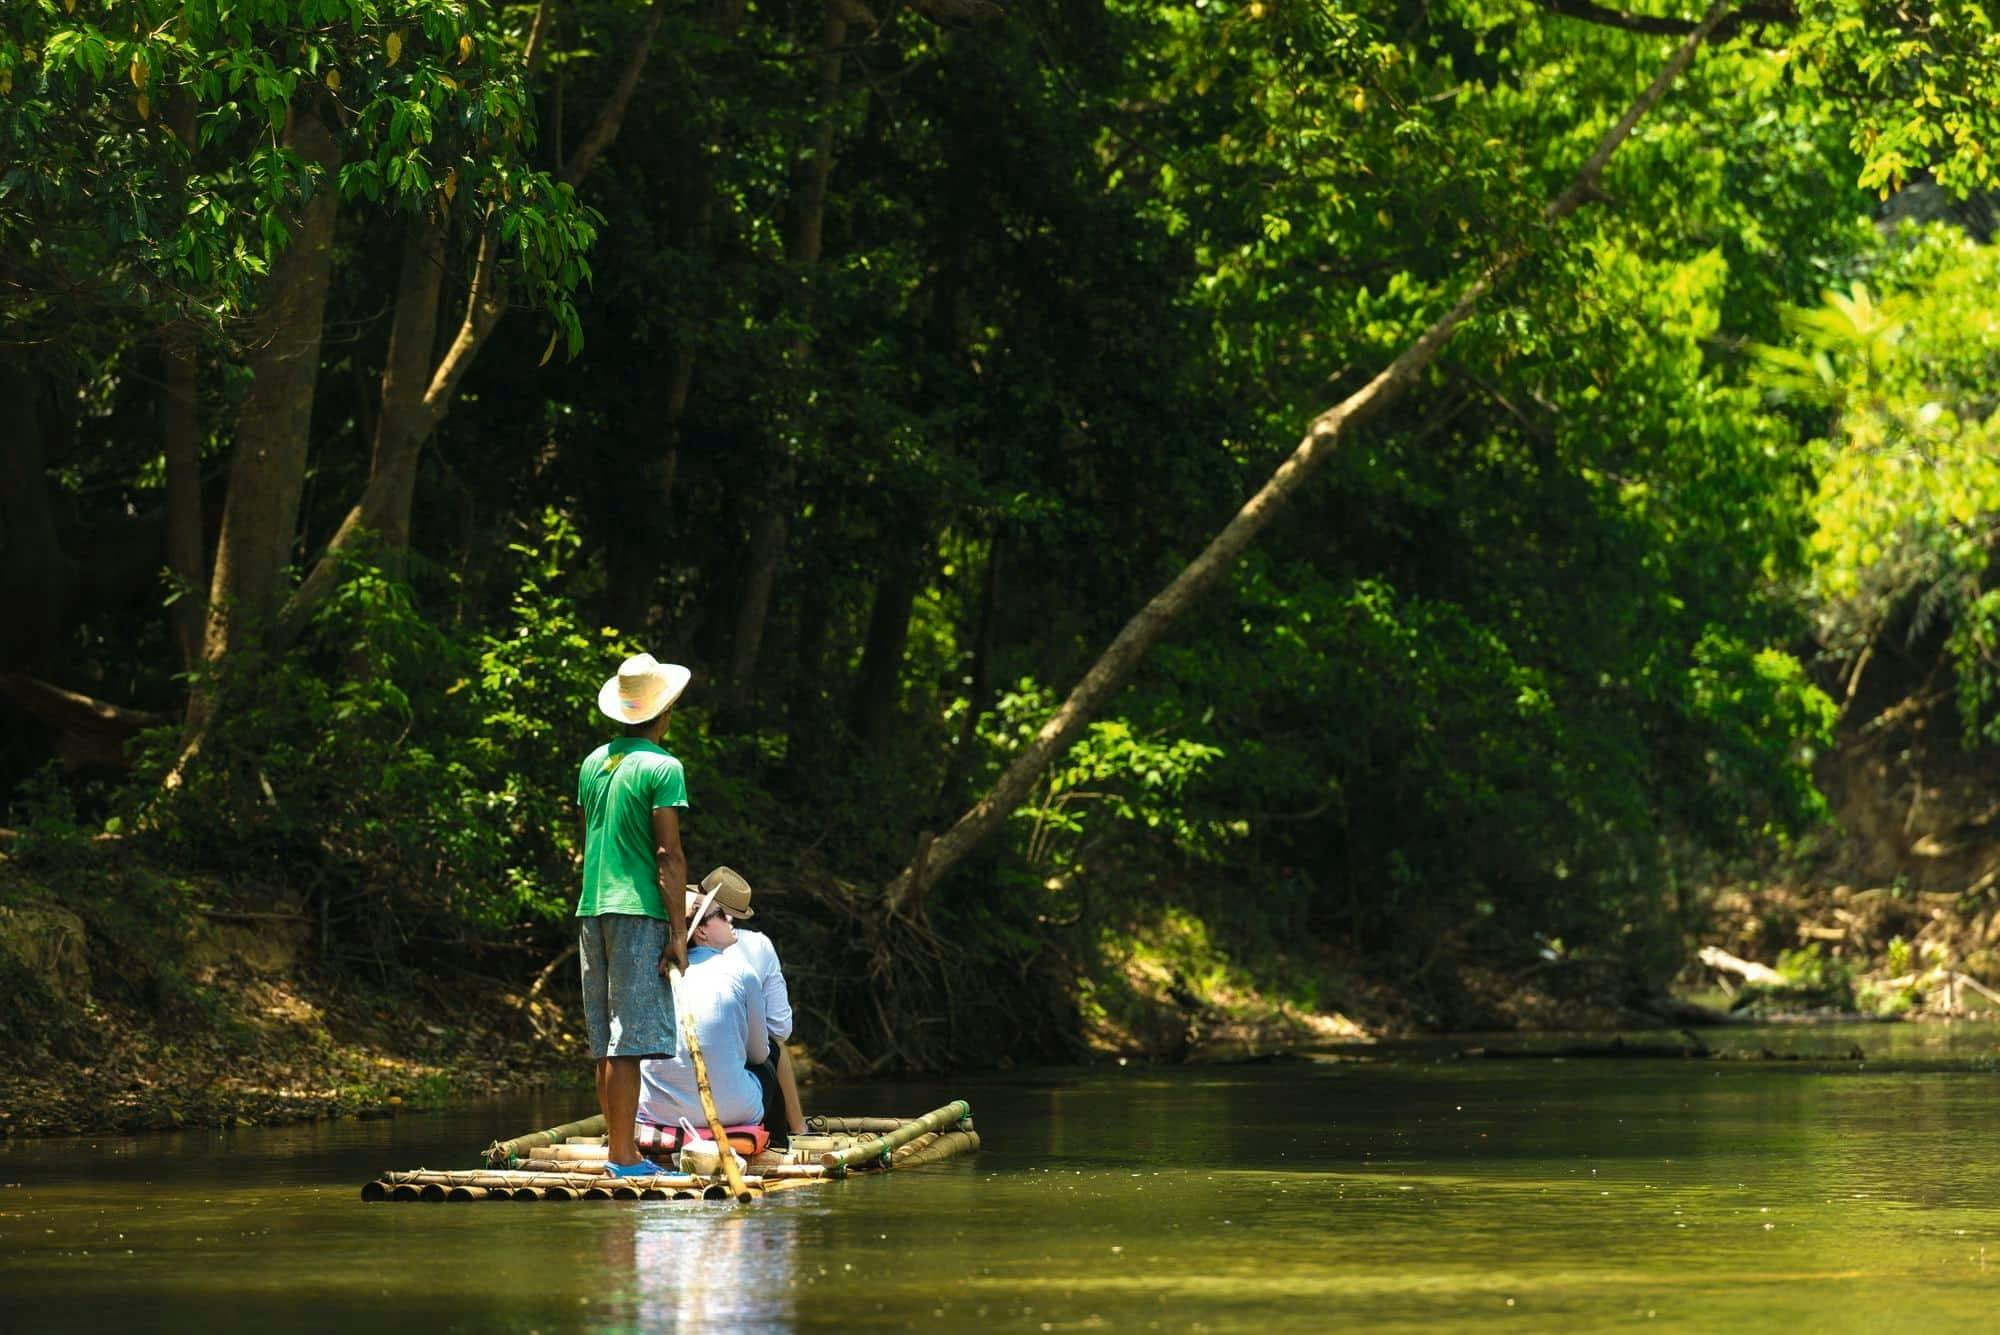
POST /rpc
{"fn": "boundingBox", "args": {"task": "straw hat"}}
[685,866,754,920]
[597,652,692,725]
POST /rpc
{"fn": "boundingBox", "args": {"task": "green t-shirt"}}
[575,739,689,918]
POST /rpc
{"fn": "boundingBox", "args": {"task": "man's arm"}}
[654,805,689,975]
[754,937,794,1042]
[742,968,769,1066]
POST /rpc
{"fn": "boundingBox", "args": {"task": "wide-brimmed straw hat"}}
[597,652,691,724]
[685,866,754,920]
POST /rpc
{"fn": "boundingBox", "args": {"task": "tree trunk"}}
[882,2,1733,913]
[849,529,929,748]
[161,326,207,669]
[725,460,796,714]
[597,0,752,636]
[723,0,849,711]
[600,349,692,636]
[367,215,448,556]
[162,94,207,669]
[937,532,1000,810]
[781,542,836,787]
[193,104,342,694]
[0,359,75,674]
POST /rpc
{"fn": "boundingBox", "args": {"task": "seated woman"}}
[693,866,806,1136]
[637,894,768,1135]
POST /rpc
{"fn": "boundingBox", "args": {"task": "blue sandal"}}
[606,1158,662,1178]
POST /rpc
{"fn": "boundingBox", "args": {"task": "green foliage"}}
[6,763,91,859]
[2,0,596,344]
[1774,942,1856,1006]
[1756,226,2000,740]
[1792,0,2000,198]
[985,678,1227,877]
[124,519,643,945]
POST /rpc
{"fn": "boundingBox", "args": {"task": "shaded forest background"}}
[6,0,2000,1090]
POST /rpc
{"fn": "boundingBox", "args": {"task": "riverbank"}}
[0,850,592,1138]
[8,818,2000,1139]
[0,960,586,1139]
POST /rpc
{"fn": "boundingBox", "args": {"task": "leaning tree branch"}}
[882,1,1735,915]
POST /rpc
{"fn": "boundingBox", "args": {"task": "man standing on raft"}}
[576,652,692,1177]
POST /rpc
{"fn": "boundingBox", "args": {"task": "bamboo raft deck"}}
[361,1100,978,1202]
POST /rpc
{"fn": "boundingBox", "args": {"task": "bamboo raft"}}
[361,1100,978,1203]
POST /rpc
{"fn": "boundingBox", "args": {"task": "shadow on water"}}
[6,1026,2000,1331]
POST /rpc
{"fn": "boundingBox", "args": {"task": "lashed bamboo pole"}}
[378,1168,770,1192]
[808,1116,919,1134]
[889,1129,981,1169]
[485,1114,608,1166]
[518,1142,814,1169]
[670,965,753,1203]
[522,1143,623,1163]
[516,1153,822,1178]
[819,1101,971,1174]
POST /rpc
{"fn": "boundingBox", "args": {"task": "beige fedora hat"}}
[684,866,754,919]
[597,652,692,724]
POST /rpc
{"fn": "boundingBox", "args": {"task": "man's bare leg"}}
[599,1056,644,1163]
[775,1043,807,1135]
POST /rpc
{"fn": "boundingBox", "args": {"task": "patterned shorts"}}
[577,914,677,1058]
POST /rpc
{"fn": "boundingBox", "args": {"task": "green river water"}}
[5,1023,2000,1332]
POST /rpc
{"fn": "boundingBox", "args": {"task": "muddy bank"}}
[0,852,590,1138]
[0,963,586,1139]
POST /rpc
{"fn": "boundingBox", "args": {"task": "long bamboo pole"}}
[819,1101,971,1174]
[807,1116,920,1134]
[382,1168,766,1190]
[485,1114,609,1166]
[669,965,753,1203]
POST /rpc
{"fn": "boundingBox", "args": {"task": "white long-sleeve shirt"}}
[730,927,794,1043]
[638,946,769,1128]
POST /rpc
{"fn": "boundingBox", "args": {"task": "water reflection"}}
[616,1201,798,1332]
[10,1037,2000,1331]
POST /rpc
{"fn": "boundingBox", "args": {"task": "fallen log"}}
[1697,946,1787,988]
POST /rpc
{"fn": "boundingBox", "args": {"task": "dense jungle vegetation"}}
[4,0,2000,1094]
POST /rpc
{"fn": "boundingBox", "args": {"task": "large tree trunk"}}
[882,2,1733,913]
[723,0,849,712]
[0,359,75,675]
[162,95,208,669]
[937,532,1000,810]
[849,527,929,748]
[161,326,207,669]
[364,216,447,557]
[781,535,837,787]
[596,289,700,639]
[598,0,753,636]
[192,104,342,701]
